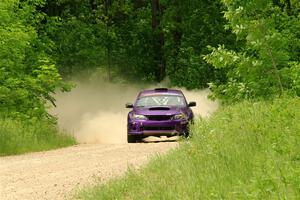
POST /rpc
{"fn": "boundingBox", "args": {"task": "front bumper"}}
[127,119,189,137]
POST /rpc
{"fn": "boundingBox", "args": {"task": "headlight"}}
[132,114,148,120]
[172,113,188,120]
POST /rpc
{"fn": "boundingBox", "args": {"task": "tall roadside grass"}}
[79,97,300,199]
[0,118,76,156]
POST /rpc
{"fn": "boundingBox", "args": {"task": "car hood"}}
[133,106,187,116]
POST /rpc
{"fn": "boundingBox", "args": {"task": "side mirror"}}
[125,103,133,108]
[188,101,196,107]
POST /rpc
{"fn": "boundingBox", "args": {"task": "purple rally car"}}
[125,88,196,143]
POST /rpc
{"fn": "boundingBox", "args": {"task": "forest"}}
[0,0,299,154]
[1,0,299,118]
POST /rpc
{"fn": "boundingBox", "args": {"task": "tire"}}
[183,121,193,138]
[127,135,138,143]
[183,130,189,138]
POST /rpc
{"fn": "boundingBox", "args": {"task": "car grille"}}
[143,126,175,131]
[146,115,173,121]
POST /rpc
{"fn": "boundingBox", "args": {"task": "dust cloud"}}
[50,80,218,144]
[179,88,219,118]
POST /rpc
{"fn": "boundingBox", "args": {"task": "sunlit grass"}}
[0,118,76,156]
[78,96,300,200]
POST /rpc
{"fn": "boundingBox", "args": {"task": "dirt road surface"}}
[0,142,177,200]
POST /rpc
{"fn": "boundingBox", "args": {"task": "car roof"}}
[138,88,183,97]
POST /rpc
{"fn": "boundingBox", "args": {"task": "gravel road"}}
[0,142,177,200]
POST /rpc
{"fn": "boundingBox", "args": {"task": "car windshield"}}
[136,95,186,107]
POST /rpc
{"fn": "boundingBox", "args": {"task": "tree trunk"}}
[104,0,112,81]
[90,0,97,12]
[151,0,165,82]
[169,1,182,76]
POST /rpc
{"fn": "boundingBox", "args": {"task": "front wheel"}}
[127,135,139,143]
[183,121,193,138]
[183,130,189,138]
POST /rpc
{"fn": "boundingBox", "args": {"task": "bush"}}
[0,118,76,156]
[204,1,300,102]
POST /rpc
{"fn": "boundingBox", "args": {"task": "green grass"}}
[78,97,300,200]
[0,118,76,156]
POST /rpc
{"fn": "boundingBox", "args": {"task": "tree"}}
[0,0,69,118]
[162,0,235,89]
[204,0,300,102]
[151,0,165,82]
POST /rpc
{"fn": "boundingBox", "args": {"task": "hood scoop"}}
[149,107,170,111]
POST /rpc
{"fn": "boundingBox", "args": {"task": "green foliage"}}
[0,117,76,156]
[78,97,300,199]
[43,0,156,81]
[44,8,107,75]
[42,0,236,86]
[0,0,70,118]
[163,0,236,89]
[6,0,297,101]
[288,62,300,95]
[204,0,300,102]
